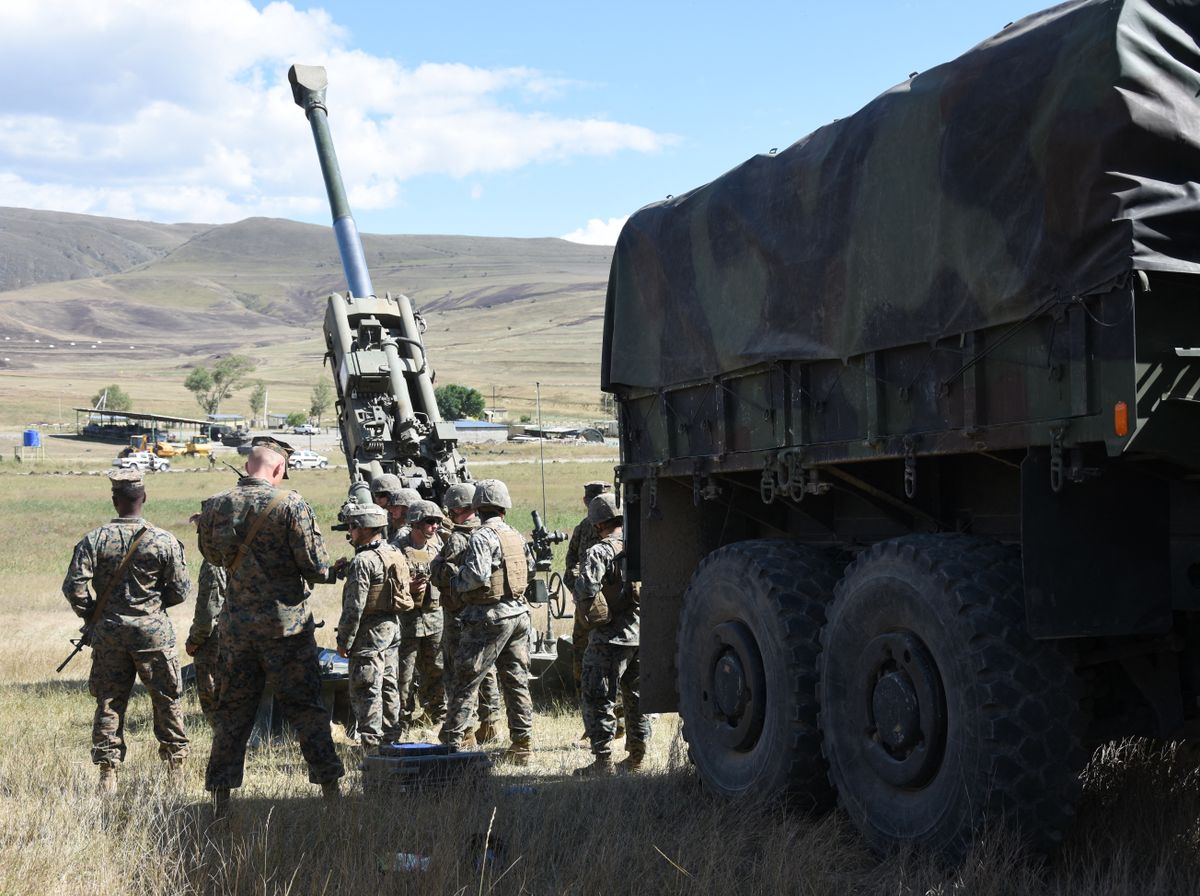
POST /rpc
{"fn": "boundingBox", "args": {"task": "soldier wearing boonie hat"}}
[62,468,191,794]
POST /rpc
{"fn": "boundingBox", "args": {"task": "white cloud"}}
[561,216,629,246]
[0,0,674,224]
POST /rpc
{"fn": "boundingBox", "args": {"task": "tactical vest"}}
[403,542,440,612]
[463,518,529,606]
[363,544,415,614]
[579,534,625,629]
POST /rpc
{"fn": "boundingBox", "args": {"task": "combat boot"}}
[617,744,646,774]
[573,730,591,749]
[460,728,478,750]
[572,756,614,777]
[212,788,231,815]
[475,721,501,745]
[97,764,118,795]
[166,757,185,787]
[501,736,533,767]
[321,780,341,802]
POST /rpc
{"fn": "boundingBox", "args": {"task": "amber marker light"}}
[1114,401,1129,437]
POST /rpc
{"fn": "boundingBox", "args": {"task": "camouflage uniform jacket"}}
[62,517,190,651]
[392,530,445,638]
[574,534,638,647]
[336,537,397,654]
[563,515,600,591]
[429,518,479,605]
[451,518,535,624]
[186,560,226,649]
[197,476,331,639]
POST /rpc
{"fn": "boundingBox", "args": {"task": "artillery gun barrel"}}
[288,64,374,300]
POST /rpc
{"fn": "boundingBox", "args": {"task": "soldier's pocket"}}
[351,661,378,692]
[139,653,183,700]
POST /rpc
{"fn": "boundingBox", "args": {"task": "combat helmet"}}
[343,501,388,530]
[588,492,622,527]
[443,482,475,511]
[390,487,422,509]
[408,500,446,524]
[370,473,404,500]
[472,478,512,510]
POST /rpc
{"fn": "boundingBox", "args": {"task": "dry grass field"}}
[2,454,1200,895]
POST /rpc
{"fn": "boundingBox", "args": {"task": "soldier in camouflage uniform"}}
[442,479,536,763]
[369,474,405,541]
[62,470,190,793]
[335,503,411,753]
[197,437,344,806]
[185,550,226,727]
[391,500,447,731]
[378,484,422,738]
[573,493,652,776]
[564,481,619,743]
[431,483,503,746]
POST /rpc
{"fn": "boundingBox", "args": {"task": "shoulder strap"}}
[88,526,148,624]
[230,491,290,573]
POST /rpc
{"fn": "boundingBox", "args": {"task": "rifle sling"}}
[87,526,148,627]
[230,491,290,573]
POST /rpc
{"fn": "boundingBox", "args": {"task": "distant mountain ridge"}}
[0,207,612,420]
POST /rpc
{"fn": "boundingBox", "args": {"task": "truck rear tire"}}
[818,535,1085,860]
[676,539,843,810]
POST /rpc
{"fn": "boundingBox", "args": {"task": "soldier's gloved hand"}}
[331,557,351,581]
[184,639,200,657]
[410,575,428,596]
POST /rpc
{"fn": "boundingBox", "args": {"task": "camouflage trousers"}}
[581,641,651,760]
[348,615,400,750]
[89,642,188,767]
[205,630,344,790]
[444,609,501,725]
[572,612,622,727]
[396,628,446,728]
[191,631,222,726]
[441,611,533,747]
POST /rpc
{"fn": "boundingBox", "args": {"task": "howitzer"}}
[289,64,470,507]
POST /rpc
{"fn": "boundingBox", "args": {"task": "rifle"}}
[57,526,148,673]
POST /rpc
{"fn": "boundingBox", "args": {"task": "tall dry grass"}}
[2,463,1200,894]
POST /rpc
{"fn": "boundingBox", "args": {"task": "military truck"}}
[603,0,1200,859]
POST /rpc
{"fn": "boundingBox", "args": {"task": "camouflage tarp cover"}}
[602,0,1200,390]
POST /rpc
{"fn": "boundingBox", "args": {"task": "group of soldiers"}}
[62,435,651,803]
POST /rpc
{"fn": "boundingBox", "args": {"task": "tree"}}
[310,380,333,426]
[248,381,267,427]
[90,384,133,412]
[434,384,485,420]
[184,355,257,415]
[285,411,308,427]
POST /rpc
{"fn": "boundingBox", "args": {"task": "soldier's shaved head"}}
[246,445,287,485]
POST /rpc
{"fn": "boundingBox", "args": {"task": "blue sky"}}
[0,0,1049,242]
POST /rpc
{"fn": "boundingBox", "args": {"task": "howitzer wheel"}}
[818,535,1086,861]
[547,572,569,619]
[676,539,844,811]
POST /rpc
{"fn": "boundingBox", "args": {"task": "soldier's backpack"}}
[364,545,415,614]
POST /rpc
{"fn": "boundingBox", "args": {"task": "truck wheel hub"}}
[862,630,946,788]
[702,621,767,750]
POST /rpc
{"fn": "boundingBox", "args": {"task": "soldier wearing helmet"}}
[335,501,412,753]
[563,480,617,742]
[431,482,503,746]
[573,491,652,776]
[390,500,448,733]
[442,479,536,763]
